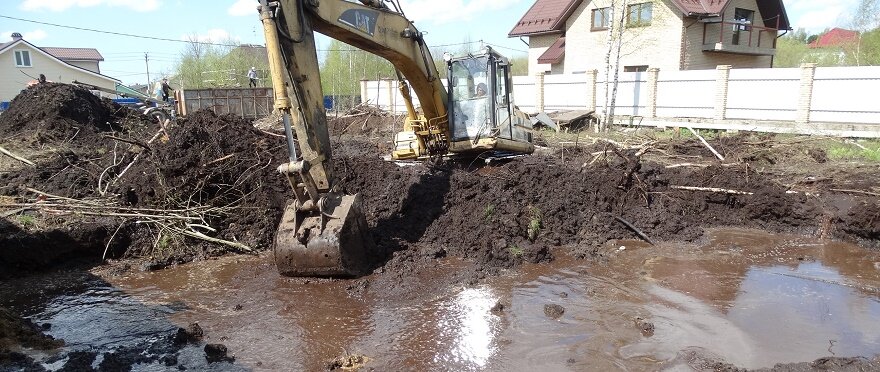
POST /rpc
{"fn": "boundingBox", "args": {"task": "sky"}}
[0,0,863,86]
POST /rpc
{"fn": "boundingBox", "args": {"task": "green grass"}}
[484,204,495,222]
[826,140,880,162]
[16,215,35,229]
[508,245,524,258]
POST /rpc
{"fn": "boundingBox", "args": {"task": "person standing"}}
[247,67,258,88]
[160,78,173,102]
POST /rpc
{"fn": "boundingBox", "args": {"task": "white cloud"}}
[2,29,48,42]
[228,0,258,17]
[785,0,858,32]
[184,29,240,44]
[397,0,522,24]
[20,0,161,12]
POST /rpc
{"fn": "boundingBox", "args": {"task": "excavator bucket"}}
[273,193,377,277]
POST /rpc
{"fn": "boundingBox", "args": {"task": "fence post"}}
[384,79,395,114]
[646,68,659,118]
[360,79,368,105]
[714,65,731,120]
[586,69,598,112]
[796,63,817,124]
[536,72,545,113]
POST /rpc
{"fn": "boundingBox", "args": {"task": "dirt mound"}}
[0,83,128,146]
[118,110,290,261]
[0,92,878,278]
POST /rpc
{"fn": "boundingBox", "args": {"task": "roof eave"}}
[509,29,564,38]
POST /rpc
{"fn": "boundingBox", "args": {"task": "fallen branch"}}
[1,207,29,218]
[204,153,236,167]
[103,220,128,261]
[665,163,711,169]
[829,188,880,197]
[670,185,753,195]
[0,145,35,166]
[614,216,655,245]
[686,127,725,161]
[26,188,105,206]
[114,127,167,182]
[102,134,150,151]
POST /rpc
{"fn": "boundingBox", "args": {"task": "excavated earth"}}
[1,83,879,370]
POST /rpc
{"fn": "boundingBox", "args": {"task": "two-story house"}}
[509,0,791,75]
[0,32,119,105]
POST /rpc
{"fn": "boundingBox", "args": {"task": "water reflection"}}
[436,287,500,368]
[3,230,879,371]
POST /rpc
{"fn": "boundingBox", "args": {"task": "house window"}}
[732,8,754,45]
[624,65,649,72]
[627,2,653,27]
[14,50,32,67]
[592,7,612,30]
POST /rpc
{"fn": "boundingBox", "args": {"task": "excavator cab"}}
[446,47,533,156]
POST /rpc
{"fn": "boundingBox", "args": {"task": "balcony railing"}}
[701,18,780,56]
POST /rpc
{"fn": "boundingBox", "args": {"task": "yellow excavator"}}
[258,0,535,277]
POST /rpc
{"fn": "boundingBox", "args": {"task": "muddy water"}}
[3,229,880,371]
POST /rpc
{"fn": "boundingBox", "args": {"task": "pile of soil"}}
[1,83,878,280]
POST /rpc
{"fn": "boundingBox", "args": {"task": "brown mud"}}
[1,83,879,370]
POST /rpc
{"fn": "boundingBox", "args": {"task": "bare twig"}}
[614,216,655,245]
[686,127,725,161]
[665,163,711,169]
[670,185,753,195]
[26,188,105,206]
[102,134,151,151]
[0,145,35,166]
[103,220,128,261]
[204,153,236,167]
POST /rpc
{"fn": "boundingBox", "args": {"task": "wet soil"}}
[1,83,879,370]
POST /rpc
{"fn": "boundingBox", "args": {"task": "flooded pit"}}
[2,229,880,371]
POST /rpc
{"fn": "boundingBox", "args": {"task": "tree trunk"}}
[601,0,617,132]
[607,0,629,129]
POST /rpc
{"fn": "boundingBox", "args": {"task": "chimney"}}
[11,32,23,41]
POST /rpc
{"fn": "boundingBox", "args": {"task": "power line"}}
[0,14,242,47]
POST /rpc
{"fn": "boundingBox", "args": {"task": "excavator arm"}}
[258,0,533,277]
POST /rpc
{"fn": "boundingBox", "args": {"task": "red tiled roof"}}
[509,0,581,37]
[510,0,790,39]
[41,47,104,61]
[809,28,859,48]
[537,36,565,64]
[668,0,790,30]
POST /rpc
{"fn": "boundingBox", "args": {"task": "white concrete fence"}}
[361,64,880,137]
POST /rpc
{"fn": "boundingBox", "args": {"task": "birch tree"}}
[600,0,662,131]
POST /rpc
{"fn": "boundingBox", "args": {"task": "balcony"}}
[701,20,779,56]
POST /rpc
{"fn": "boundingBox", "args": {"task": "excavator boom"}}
[258,0,534,277]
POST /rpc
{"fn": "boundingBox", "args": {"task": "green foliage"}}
[527,205,542,241]
[320,39,396,96]
[484,203,495,222]
[174,37,270,89]
[508,56,529,76]
[508,245,524,258]
[17,215,35,229]
[774,35,812,67]
[776,26,880,67]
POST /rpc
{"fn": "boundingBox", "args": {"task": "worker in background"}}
[247,67,258,88]
[160,78,173,102]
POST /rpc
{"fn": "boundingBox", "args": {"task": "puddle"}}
[2,229,879,370]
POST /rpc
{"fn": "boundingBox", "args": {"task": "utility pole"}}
[144,52,151,87]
